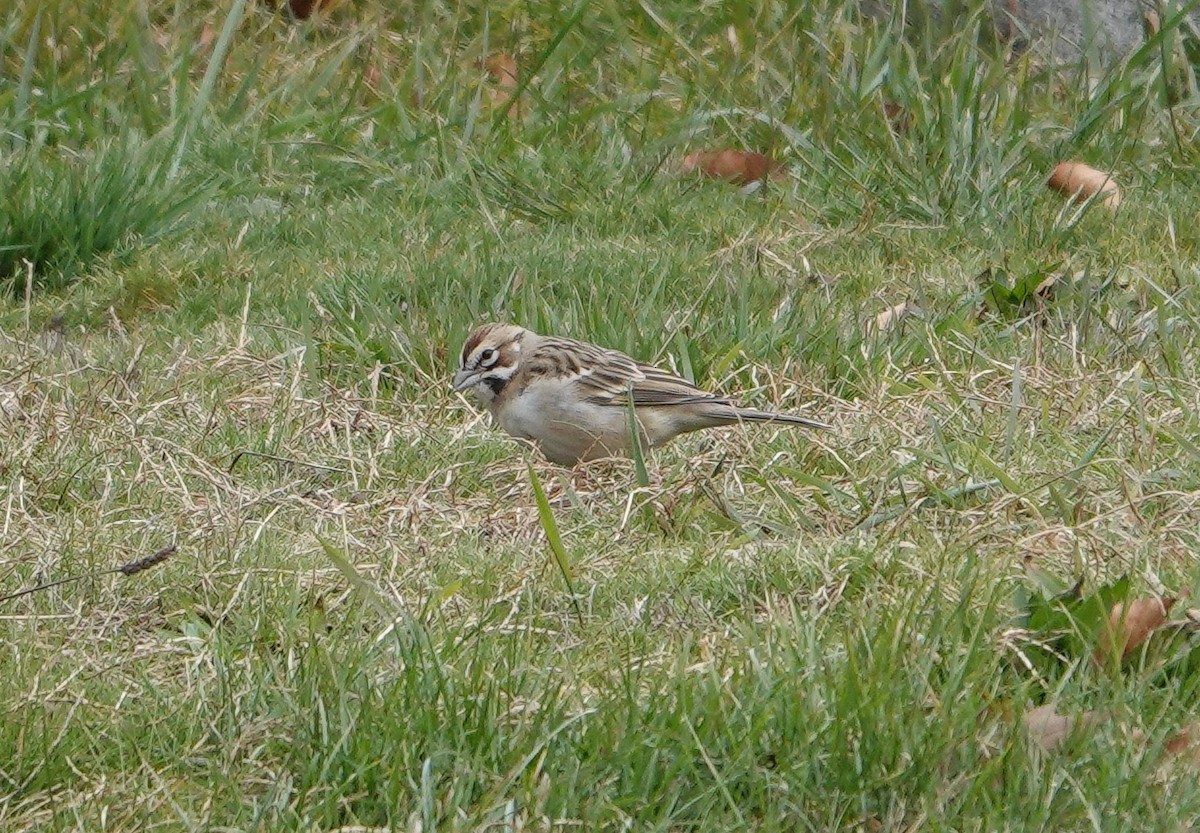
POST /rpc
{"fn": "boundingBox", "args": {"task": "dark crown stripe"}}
[461,330,485,366]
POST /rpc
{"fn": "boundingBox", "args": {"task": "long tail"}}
[728,408,832,431]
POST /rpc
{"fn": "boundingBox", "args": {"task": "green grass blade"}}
[316,533,405,626]
[487,0,589,129]
[528,464,582,623]
[968,448,1026,496]
[168,0,249,179]
[626,389,651,489]
[1003,356,1021,466]
[12,7,40,145]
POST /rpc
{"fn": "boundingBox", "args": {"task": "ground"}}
[3,1,1200,830]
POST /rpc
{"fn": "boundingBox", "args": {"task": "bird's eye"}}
[478,348,497,366]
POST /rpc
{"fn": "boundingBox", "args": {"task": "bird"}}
[451,322,829,466]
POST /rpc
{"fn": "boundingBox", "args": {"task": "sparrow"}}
[452,323,829,466]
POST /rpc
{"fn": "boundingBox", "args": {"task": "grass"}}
[4,0,1200,829]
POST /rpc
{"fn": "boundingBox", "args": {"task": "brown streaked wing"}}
[625,371,732,406]
[522,336,612,380]
[579,357,730,409]
[528,335,730,409]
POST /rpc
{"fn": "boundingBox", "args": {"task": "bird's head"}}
[452,323,529,401]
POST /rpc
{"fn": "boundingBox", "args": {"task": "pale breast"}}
[497,375,635,465]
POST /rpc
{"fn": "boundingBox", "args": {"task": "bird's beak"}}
[452,369,480,392]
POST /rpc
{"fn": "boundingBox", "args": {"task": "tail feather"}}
[732,408,831,431]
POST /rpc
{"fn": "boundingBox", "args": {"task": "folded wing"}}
[568,345,732,409]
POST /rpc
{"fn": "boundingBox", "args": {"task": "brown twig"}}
[227,449,348,475]
[0,544,177,603]
[118,544,177,576]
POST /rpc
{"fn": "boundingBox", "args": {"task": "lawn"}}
[4,0,1200,830]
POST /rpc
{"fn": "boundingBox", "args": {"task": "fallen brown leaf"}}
[1046,161,1121,209]
[362,62,381,89]
[1143,9,1161,39]
[485,52,521,118]
[883,101,912,134]
[1033,269,1088,302]
[198,22,217,51]
[1024,704,1102,752]
[1034,272,1059,298]
[681,149,785,186]
[1131,720,1200,768]
[1164,724,1200,760]
[1095,595,1178,666]
[866,300,921,336]
[261,0,340,20]
[286,0,341,19]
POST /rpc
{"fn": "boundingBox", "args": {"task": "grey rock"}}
[865,0,1199,62]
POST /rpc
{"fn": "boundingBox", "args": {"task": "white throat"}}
[470,362,518,404]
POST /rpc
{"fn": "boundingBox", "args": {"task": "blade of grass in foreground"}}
[528,464,583,623]
[317,534,417,640]
[1003,356,1022,466]
[627,390,651,489]
[486,0,589,129]
[12,8,41,146]
[168,0,249,179]
[626,392,669,532]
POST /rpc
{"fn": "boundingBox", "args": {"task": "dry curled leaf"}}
[0,388,21,421]
[1095,595,1178,665]
[1047,162,1121,209]
[725,25,741,56]
[681,149,785,186]
[1024,704,1102,752]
